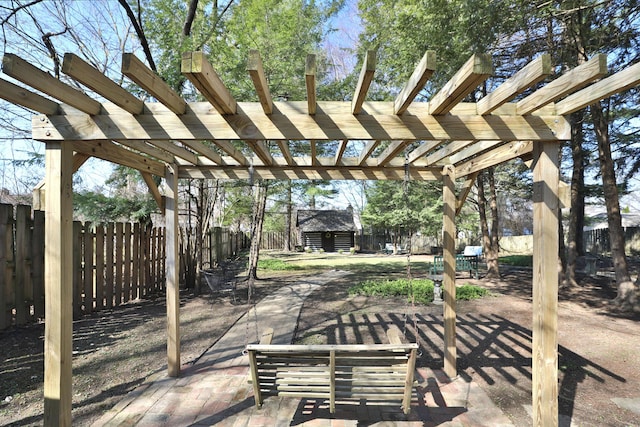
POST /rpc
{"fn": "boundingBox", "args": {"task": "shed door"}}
[321,232,335,252]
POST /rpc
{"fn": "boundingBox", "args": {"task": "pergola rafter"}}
[1,48,639,427]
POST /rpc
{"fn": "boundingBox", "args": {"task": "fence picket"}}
[114,222,123,307]
[83,222,94,313]
[32,210,45,320]
[105,223,114,309]
[14,205,30,325]
[0,202,250,330]
[123,222,131,303]
[0,204,13,329]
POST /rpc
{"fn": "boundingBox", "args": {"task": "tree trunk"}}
[477,171,498,278]
[248,181,268,280]
[284,182,292,251]
[565,110,585,288]
[592,102,639,311]
[486,168,501,279]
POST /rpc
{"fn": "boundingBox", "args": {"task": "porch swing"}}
[245,155,420,414]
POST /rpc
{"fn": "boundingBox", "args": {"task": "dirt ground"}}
[1,256,639,426]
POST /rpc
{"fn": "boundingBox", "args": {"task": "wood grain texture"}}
[556,61,640,115]
[43,142,73,426]
[63,53,144,115]
[182,51,236,114]
[247,50,273,115]
[455,141,533,177]
[532,141,559,427]
[306,54,317,115]
[122,53,187,115]
[3,53,101,115]
[429,53,492,115]
[477,54,552,115]
[165,165,181,377]
[70,141,165,176]
[442,165,457,379]
[34,102,568,142]
[0,78,59,114]
[352,50,376,114]
[394,50,436,115]
[517,54,607,115]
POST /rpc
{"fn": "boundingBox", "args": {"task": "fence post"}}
[114,222,123,306]
[95,224,105,311]
[123,223,132,303]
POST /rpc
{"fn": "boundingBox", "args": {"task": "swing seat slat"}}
[247,327,418,414]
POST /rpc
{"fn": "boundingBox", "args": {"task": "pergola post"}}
[165,164,181,376]
[43,142,73,426]
[532,141,560,426]
[442,165,457,378]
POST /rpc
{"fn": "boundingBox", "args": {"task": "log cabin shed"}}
[1,47,639,426]
[296,208,357,252]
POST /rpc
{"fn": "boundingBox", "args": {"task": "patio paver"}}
[93,270,514,427]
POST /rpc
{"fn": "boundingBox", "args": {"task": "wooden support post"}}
[43,141,73,426]
[532,141,559,427]
[165,165,181,377]
[442,165,457,379]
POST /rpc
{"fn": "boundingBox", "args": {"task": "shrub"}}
[349,280,489,304]
[455,284,489,300]
[349,279,435,304]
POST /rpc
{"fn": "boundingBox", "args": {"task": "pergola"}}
[1,48,639,426]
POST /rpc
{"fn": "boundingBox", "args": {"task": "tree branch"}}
[117,0,156,72]
[183,0,199,36]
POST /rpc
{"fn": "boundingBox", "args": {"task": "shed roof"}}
[297,209,356,232]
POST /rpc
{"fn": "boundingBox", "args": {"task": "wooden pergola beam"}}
[377,140,410,166]
[310,140,318,166]
[334,140,348,165]
[448,140,503,165]
[122,53,187,115]
[406,140,442,164]
[180,140,226,165]
[358,140,380,166]
[394,50,436,115]
[247,140,274,165]
[352,50,376,114]
[2,53,101,115]
[116,140,176,164]
[424,140,474,166]
[277,141,297,166]
[456,172,479,216]
[70,141,166,176]
[212,140,248,166]
[179,165,442,181]
[306,54,316,115]
[429,53,493,115]
[35,102,569,142]
[140,171,164,210]
[146,140,199,165]
[455,140,532,177]
[62,53,144,115]
[516,54,607,115]
[0,78,60,115]
[556,61,640,115]
[477,54,552,115]
[182,51,237,115]
[247,50,273,115]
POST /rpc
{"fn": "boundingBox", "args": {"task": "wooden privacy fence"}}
[0,203,165,330]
